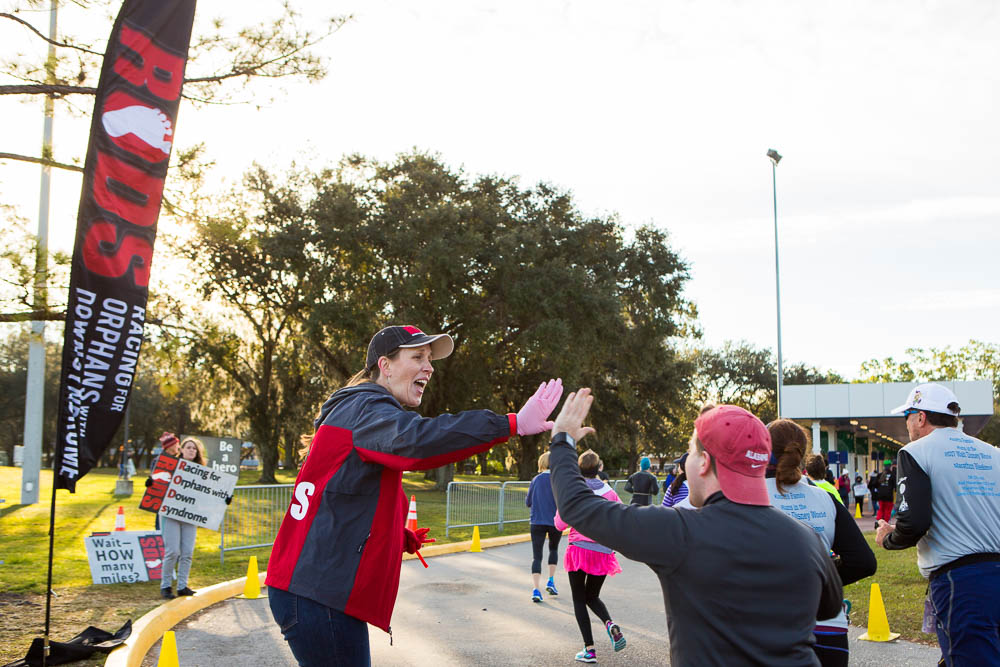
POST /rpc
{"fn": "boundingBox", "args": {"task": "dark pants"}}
[813,630,848,667]
[930,562,1000,666]
[568,570,611,647]
[269,586,371,667]
[530,524,562,574]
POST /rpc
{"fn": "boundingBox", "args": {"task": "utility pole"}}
[22,0,58,505]
[767,148,783,418]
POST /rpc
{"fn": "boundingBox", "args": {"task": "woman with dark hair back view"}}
[765,420,877,667]
[555,448,627,663]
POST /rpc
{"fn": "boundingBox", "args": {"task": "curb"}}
[105,530,536,665]
[104,574,265,667]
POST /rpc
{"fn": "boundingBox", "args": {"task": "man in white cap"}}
[877,382,1000,666]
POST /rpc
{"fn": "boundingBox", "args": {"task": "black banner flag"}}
[54,0,197,491]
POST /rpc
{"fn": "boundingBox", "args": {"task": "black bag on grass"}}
[3,620,131,667]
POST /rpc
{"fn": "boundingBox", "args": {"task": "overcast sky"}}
[3,0,998,379]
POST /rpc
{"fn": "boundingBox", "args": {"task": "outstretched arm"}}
[548,389,686,568]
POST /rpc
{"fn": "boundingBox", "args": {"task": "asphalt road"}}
[144,540,940,666]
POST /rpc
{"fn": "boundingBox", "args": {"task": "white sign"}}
[853,483,869,497]
[140,457,238,531]
[84,531,165,585]
[180,434,243,476]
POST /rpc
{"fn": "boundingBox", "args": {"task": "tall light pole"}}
[21,0,59,505]
[767,148,783,418]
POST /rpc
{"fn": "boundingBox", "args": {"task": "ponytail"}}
[669,469,687,495]
[767,419,809,495]
[342,349,400,389]
[345,368,375,387]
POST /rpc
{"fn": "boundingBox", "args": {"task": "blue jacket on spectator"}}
[526,470,557,526]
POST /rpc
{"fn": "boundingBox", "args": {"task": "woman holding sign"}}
[266,325,563,666]
[159,436,206,599]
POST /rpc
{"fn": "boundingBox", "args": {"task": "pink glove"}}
[516,379,564,436]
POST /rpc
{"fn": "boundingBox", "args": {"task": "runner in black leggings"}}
[526,451,562,600]
[554,450,626,663]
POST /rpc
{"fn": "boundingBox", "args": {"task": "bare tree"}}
[0,1,350,170]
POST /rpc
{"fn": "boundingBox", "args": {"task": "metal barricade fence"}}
[499,481,531,532]
[613,479,632,504]
[219,484,293,564]
[219,478,667,560]
[445,481,501,537]
[613,478,665,506]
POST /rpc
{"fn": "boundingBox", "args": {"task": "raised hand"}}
[552,388,596,442]
[516,379,564,436]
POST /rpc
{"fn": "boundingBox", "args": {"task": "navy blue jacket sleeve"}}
[348,394,515,471]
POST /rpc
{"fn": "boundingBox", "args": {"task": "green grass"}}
[0,466,525,664]
[844,533,938,645]
[0,467,936,664]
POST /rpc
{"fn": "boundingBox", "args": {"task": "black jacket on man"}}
[549,434,842,666]
[625,470,659,506]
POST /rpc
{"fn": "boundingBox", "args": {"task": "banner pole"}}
[43,475,57,667]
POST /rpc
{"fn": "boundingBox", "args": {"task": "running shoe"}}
[606,621,626,652]
[546,578,558,596]
[531,588,543,603]
[574,648,597,663]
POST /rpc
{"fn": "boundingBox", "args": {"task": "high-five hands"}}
[552,388,596,442]
[516,379,564,436]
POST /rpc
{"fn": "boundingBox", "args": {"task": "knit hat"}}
[159,432,179,450]
[640,456,651,470]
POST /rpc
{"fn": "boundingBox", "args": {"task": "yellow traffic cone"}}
[238,556,263,599]
[470,525,482,553]
[858,583,900,641]
[157,630,179,667]
[855,502,862,519]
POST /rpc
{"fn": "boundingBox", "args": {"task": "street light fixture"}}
[767,148,783,417]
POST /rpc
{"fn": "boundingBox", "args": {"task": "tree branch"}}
[0,12,104,56]
[0,308,65,323]
[0,84,97,96]
[0,152,84,172]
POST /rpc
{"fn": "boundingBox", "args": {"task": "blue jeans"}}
[929,561,1000,666]
[269,586,371,666]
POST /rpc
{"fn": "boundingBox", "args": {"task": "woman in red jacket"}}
[266,325,562,666]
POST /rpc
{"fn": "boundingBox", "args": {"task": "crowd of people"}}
[150,321,996,666]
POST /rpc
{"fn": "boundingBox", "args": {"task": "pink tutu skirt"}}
[563,544,622,577]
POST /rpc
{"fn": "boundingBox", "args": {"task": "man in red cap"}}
[547,390,842,666]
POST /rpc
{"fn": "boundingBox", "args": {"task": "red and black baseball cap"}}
[366,325,454,371]
[693,405,772,506]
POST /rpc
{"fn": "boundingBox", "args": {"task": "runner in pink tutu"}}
[554,448,626,663]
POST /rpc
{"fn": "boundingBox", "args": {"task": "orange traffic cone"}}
[405,495,418,532]
[114,506,126,531]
